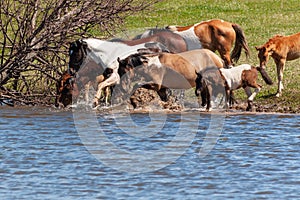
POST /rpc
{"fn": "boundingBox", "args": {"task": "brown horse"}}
[166,19,250,67]
[116,49,225,108]
[55,69,112,107]
[255,32,300,97]
[55,71,79,107]
[195,64,273,111]
[112,29,188,53]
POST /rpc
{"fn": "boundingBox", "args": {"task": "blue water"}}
[0,106,300,199]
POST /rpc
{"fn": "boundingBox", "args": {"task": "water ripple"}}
[0,107,300,199]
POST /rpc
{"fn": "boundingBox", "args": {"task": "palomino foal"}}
[256,32,300,97]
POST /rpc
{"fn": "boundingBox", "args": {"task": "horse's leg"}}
[275,59,286,97]
[244,86,252,98]
[84,82,90,103]
[248,86,261,102]
[200,90,207,107]
[243,86,252,111]
[104,86,111,105]
[206,85,213,112]
[229,90,236,107]
[244,84,261,111]
[224,89,231,111]
[157,88,168,102]
[218,47,233,68]
[93,72,119,107]
[178,89,185,107]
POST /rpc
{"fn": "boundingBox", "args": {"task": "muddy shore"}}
[125,88,300,114]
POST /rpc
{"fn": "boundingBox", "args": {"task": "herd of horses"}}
[55,19,300,112]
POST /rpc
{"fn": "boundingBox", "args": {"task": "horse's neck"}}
[84,39,145,69]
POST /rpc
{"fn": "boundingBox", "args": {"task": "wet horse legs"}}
[93,72,119,107]
[244,86,261,111]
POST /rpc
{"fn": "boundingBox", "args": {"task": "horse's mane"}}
[267,34,284,44]
[121,52,161,69]
[133,28,172,39]
[109,38,124,42]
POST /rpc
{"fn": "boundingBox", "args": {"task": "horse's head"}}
[69,39,88,74]
[115,54,152,98]
[55,71,79,107]
[117,54,148,78]
[255,45,272,68]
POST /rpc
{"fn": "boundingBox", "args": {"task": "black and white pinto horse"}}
[68,38,171,107]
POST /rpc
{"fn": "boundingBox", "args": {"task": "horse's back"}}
[178,49,224,69]
[261,32,300,59]
[194,19,235,38]
[220,64,252,90]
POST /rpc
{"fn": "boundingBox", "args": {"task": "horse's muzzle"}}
[195,88,201,97]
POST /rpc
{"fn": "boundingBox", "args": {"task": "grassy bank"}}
[120,0,300,112]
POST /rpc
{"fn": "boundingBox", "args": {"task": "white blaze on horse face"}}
[145,55,163,68]
[172,25,202,50]
[219,64,252,90]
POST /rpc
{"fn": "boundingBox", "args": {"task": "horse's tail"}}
[257,67,273,85]
[231,24,250,63]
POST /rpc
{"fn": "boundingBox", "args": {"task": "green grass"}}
[113,0,300,111]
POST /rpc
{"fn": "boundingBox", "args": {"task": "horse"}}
[55,71,78,107]
[165,19,250,67]
[112,29,188,53]
[255,32,300,97]
[195,64,273,111]
[116,49,225,108]
[55,67,115,108]
[68,38,172,108]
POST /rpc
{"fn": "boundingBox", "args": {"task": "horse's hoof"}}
[68,104,78,108]
[206,108,212,112]
[275,93,281,97]
[246,105,255,112]
[246,100,254,111]
[92,101,98,108]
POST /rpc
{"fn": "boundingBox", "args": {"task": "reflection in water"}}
[0,106,300,199]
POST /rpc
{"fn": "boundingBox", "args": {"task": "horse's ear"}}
[195,70,202,78]
[256,45,266,52]
[81,40,88,49]
[117,57,121,63]
[140,56,149,64]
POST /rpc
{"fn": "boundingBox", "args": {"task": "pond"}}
[0,106,300,199]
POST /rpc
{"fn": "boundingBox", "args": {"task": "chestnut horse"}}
[55,71,78,107]
[195,64,273,111]
[166,19,250,67]
[256,32,300,97]
[55,68,113,108]
[116,49,225,108]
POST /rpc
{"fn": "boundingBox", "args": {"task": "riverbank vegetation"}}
[0,0,159,106]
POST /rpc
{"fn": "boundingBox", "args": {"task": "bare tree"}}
[0,0,159,106]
